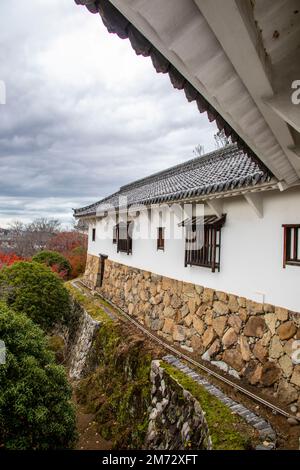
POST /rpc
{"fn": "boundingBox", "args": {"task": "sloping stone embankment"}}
[85,255,300,408]
[66,283,260,450]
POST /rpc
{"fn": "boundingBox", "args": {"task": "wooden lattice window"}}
[182,215,226,272]
[157,227,165,250]
[116,221,133,255]
[283,224,300,267]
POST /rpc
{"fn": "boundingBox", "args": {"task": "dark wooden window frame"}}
[116,221,133,255]
[157,227,165,251]
[92,228,96,242]
[113,225,117,244]
[182,215,226,273]
[283,224,300,268]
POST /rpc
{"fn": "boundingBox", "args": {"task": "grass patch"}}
[161,362,257,450]
[65,282,113,324]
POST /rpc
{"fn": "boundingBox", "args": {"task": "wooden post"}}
[293,227,298,261]
[283,226,287,268]
[211,228,216,273]
[96,254,108,288]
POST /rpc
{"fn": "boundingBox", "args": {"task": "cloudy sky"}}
[0,0,217,228]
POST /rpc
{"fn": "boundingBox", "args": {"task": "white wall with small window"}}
[87,186,300,312]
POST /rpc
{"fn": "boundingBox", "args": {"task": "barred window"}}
[181,215,226,273]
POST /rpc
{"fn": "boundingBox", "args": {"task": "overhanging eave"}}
[74,0,300,186]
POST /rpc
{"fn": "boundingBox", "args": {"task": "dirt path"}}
[75,401,112,450]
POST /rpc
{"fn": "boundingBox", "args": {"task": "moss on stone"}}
[47,335,65,363]
[161,362,257,450]
[72,292,153,449]
[68,282,257,450]
[77,356,151,448]
[47,334,65,352]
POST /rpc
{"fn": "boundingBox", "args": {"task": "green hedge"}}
[0,261,71,331]
[0,303,76,449]
[32,250,72,279]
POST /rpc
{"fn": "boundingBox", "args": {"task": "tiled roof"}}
[74,144,274,217]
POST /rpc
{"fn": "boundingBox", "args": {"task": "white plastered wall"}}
[87,187,300,312]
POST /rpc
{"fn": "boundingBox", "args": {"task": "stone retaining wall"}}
[51,293,101,380]
[85,254,300,406]
[146,360,212,450]
[83,254,100,289]
[68,306,100,380]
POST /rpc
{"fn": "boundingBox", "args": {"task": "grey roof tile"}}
[74,144,273,216]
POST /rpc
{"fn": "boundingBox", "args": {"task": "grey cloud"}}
[0,0,217,226]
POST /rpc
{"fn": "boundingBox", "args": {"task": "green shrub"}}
[0,303,77,449]
[32,250,72,279]
[0,261,71,331]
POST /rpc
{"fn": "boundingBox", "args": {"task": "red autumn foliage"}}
[0,231,87,279]
[50,263,68,280]
[0,252,24,269]
[66,253,86,278]
[46,231,87,279]
[46,232,87,253]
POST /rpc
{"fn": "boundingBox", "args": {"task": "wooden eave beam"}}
[244,192,264,218]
